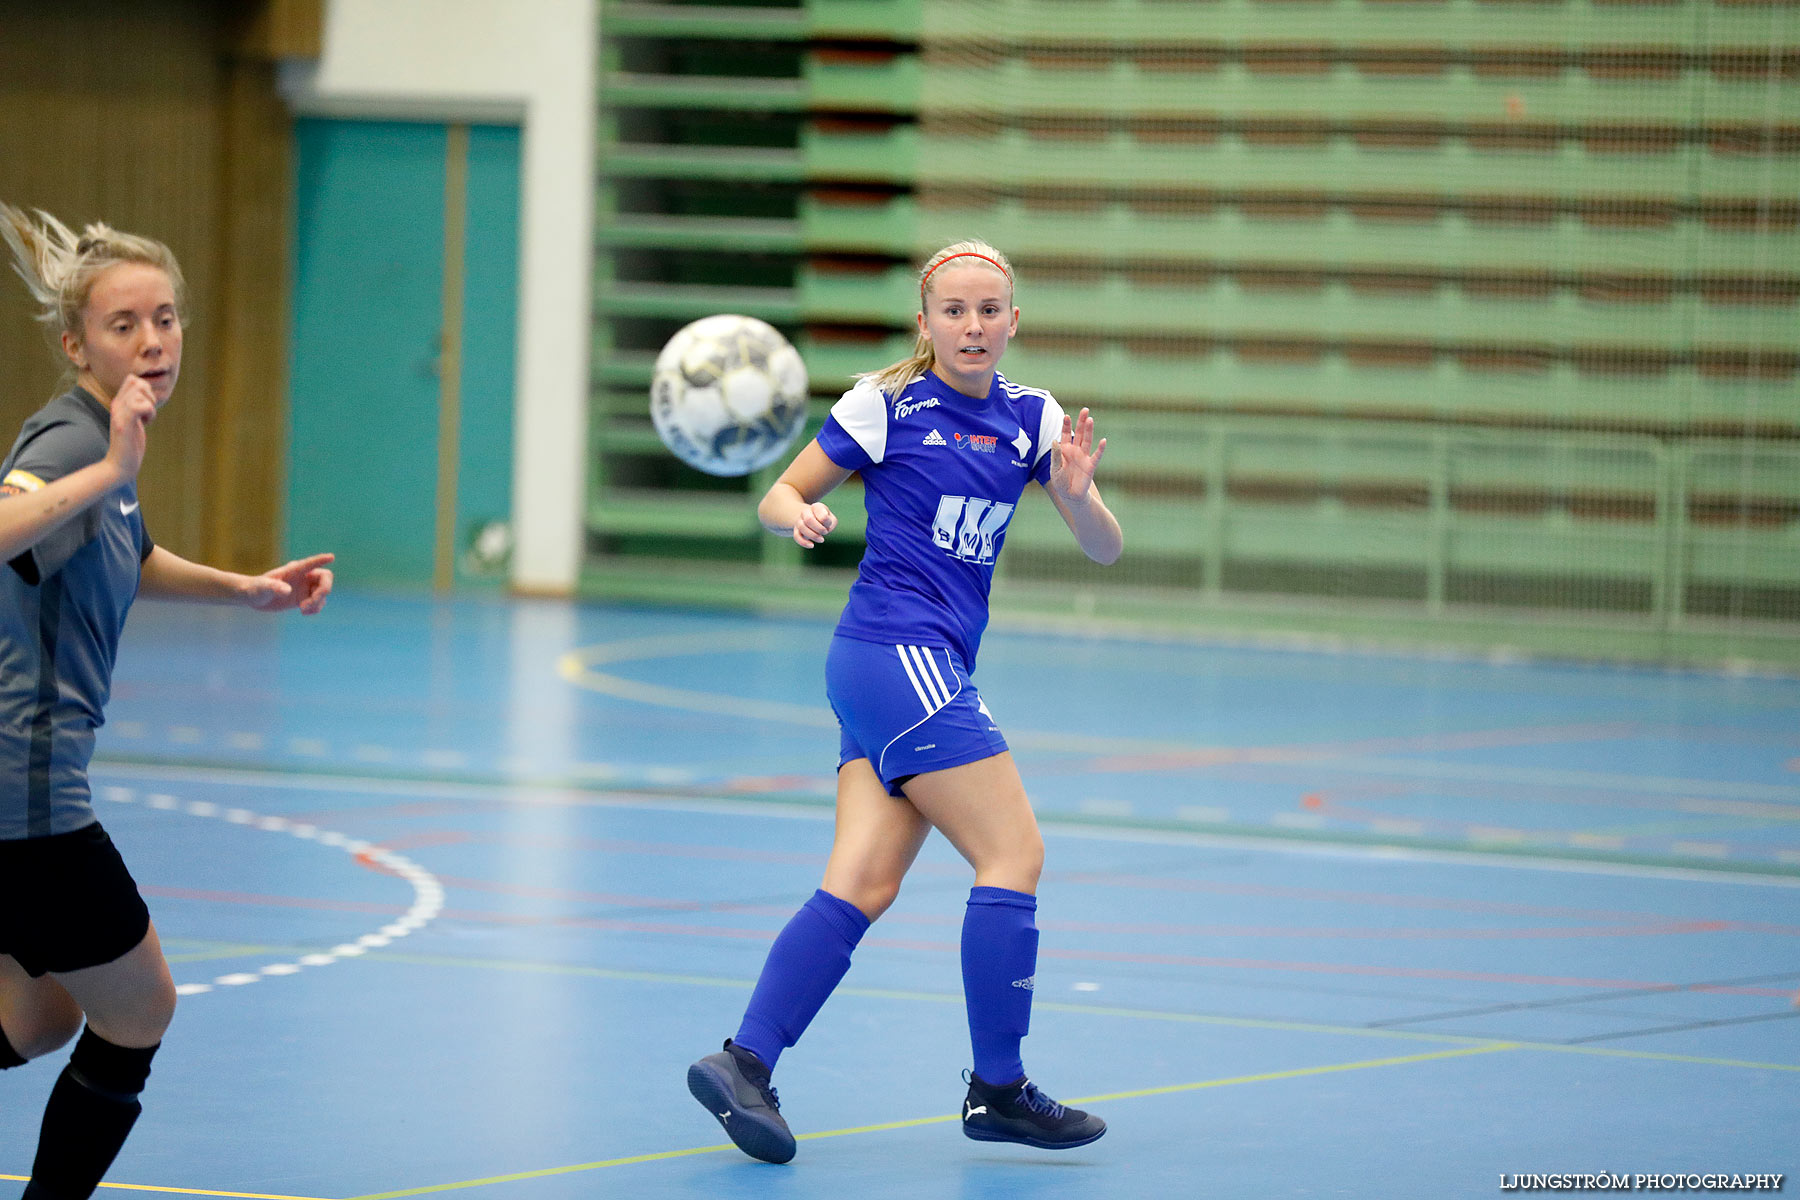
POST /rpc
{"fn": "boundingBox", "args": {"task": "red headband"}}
[919,251,1011,300]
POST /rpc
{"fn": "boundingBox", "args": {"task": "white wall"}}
[284,0,596,594]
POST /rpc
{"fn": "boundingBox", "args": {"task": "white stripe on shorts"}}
[878,645,967,780]
[909,646,952,709]
[896,644,945,713]
[919,646,953,701]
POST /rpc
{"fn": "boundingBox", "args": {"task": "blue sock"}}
[962,885,1038,1085]
[733,889,870,1071]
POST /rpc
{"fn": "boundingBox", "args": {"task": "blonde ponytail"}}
[857,239,1015,398]
[0,203,186,354]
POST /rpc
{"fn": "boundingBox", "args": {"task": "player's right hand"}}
[793,501,837,548]
[105,375,157,480]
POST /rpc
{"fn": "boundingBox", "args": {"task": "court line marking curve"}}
[555,633,1800,800]
[97,786,444,995]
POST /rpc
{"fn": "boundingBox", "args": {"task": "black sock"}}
[28,1030,158,1200]
[0,1017,26,1069]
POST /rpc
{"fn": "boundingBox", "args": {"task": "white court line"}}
[98,785,445,996]
[556,633,1800,794]
[91,763,1800,890]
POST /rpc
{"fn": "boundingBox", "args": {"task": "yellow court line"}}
[0,1181,330,1200]
[340,1144,737,1200]
[365,949,766,992]
[556,635,1185,754]
[339,1043,1520,1199]
[360,948,1800,1073]
[1078,1042,1521,1103]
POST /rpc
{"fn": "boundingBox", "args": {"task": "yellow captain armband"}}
[1,469,47,497]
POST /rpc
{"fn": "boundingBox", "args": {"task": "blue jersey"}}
[816,368,1065,670]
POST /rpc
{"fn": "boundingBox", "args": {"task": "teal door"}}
[288,119,520,589]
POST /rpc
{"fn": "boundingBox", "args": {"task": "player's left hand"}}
[245,552,335,615]
[1049,408,1106,503]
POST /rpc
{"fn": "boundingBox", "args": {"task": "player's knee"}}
[981,835,1043,894]
[27,1009,84,1060]
[2,1015,77,1067]
[136,974,178,1042]
[86,977,176,1049]
[833,875,903,921]
[66,1026,159,1102]
[0,991,84,1064]
[1009,832,1044,892]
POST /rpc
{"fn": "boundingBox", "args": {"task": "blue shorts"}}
[826,634,1009,797]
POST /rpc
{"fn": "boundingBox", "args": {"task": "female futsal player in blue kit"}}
[0,205,334,1199]
[688,240,1123,1163]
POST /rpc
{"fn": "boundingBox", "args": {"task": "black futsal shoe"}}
[688,1040,797,1164]
[960,1070,1107,1149]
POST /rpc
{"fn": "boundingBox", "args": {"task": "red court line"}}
[721,773,833,793]
[342,833,1800,933]
[355,873,1768,941]
[142,885,400,915]
[1044,870,1784,926]
[1341,780,1800,814]
[1041,919,1750,941]
[1033,947,1800,996]
[1300,790,1800,833]
[344,831,1758,926]
[367,830,826,866]
[1079,722,1642,775]
[397,872,798,916]
[141,885,1796,997]
[283,800,508,823]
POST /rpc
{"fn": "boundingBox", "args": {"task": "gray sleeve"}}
[4,418,109,584]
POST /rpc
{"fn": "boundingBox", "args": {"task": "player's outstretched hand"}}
[245,552,335,615]
[1049,407,1106,503]
[104,375,158,483]
[793,501,837,549]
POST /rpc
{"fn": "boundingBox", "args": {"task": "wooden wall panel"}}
[209,55,295,572]
[0,0,296,571]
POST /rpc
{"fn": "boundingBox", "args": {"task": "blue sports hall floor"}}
[4,593,1797,1198]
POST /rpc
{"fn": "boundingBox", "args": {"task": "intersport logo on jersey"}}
[953,433,998,453]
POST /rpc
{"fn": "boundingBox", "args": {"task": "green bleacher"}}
[587,0,1800,664]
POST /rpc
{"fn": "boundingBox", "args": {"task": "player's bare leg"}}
[904,754,1106,1150]
[690,760,928,1163]
[0,954,83,1063]
[21,926,176,1198]
[822,757,932,920]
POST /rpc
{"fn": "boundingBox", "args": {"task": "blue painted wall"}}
[287,119,520,589]
[454,124,521,583]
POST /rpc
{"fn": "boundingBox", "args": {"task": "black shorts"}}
[0,821,151,977]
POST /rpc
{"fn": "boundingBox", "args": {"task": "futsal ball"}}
[650,314,809,476]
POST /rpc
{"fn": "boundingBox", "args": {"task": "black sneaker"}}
[687,1040,797,1164]
[960,1071,1107,1150]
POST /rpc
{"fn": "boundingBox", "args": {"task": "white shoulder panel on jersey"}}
[1033,393,1067,467]
[996,375,1063,467]
[830,379,890,463]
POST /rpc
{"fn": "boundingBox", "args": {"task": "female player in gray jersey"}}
[688,240,1123,1163]
[0,205,335,1199]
